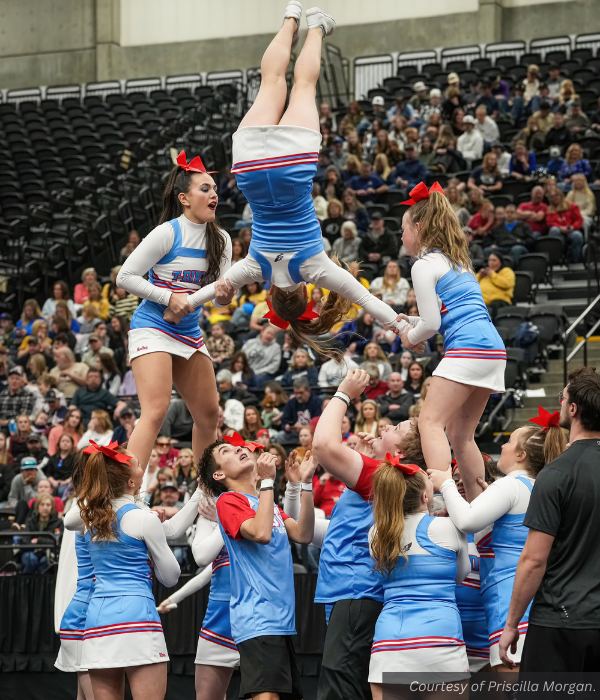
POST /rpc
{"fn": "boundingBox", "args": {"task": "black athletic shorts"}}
[238,635,303,699]
[317,598,384,700]
[521,623,600,672]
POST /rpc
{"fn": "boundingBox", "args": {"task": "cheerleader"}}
[452,462,490,671]
[65,441,181,700]
[198,437,316,700]
[396,182,506,500]
[428,408,567,671]
[116,151,233,472]
[55,453,95,700]
[368,455,470,698]
[165,3,426,356]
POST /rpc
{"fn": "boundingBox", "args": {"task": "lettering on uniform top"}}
[273,505,287,533]
[469,554,479,571]
[274,254,285,262]
[172,270,204,284]
[137,346,148,352]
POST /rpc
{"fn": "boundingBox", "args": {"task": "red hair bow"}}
[83,440,132,465]
[176,150,218,174]
[223,432,264,452]
[386,453,423,476]
[262,300,319,331]
[451,458,458,475]
[529,406,560,431]
[401,181,446,206]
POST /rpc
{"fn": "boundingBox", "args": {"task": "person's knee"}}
[190,398,219,430]
[548,227,562,237]
[446,422,475,446]
[570,231,584,243]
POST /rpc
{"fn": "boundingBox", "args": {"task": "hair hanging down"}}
[199,438,227,497]
[371,460,426,575]
[270,257,358,359]
[409,191,473,272]
[516,423,567,477]
[77,449,132,542]
[159,166,227,286]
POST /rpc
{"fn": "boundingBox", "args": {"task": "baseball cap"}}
[257,429,270,438]
[89,333,100,342]
[404,142,417,151]
[216,369,233,383]
[413,81,427,93]
[372,96,385,106]
[463,115,476,125]
[21,457,38,469]
[429,88,442,98]
[27,433,41,443]
[160,480,178,492]
[447,72,460,85]
[8,366,24,377]
[120,408,134,418]
[334,136,344,144]
[370,211,384,220]
[528,64,539,74]
[45,389,60,401]
[0,313,10,320]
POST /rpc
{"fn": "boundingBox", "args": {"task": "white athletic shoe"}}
[284,0,303,48]
[306,7,336,37]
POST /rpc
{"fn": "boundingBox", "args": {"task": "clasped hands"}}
[163,276,235,325]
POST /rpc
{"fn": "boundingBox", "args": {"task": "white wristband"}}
[333,391,351,407]
[285,481,302,495]
[301,482,313,492]
[260,478,275,491]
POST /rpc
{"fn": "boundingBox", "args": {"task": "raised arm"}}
[187,256,263,310]
[161,486,202,542]
[283,454,329,548]
[313,370,370,488]
[138,510,181,587]
[191,500,226,568]
[283,450,316,545]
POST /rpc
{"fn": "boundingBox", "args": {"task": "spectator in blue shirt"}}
[389,95,415,123]
[558,143,592,192]
[349,161,388,203]
[547,146,565,178]
[274,377,322,446]
[509,141,537,179]
[388,144,430,191]
[475,81,500,119]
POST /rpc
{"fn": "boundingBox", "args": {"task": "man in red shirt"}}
[546,189,584,263]
[363,363,388,400]
[517,185,548,236]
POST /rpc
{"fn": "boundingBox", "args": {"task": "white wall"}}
[120,0,480,46]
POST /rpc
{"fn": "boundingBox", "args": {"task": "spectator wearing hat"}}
[81,334,114,370]
[111,405,138,445]
[330,137,349,171]
[419,88,442,125]
[24,433,49,471]
[314,149,333,185]
[70,367,117,426]
[274,377,322,447]
[457,115,484,165]
[533,101,555,134]
[0,367,35,433]
[409,81,429,113]
[475,81,500,119]
[389,94,415,124]
[475,105,500,144]
[546,65,564,103]
[523,64,541,110]
[45,389,67,428]
[388,144,429,191]
[349,160,388,204]
[447,72,461,90]
[371,96,390,130]
[8,456,43,527]
[152,480,190,568]
[358,213,398,276]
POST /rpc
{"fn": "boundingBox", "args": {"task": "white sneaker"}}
[306,7,336,37]
[284,0,303,48]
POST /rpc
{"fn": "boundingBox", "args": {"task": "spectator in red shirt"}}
[27,478,64,515]
[314,471,345,517]
[468,200,496,239]
[363,363,388,401]
[546,189,584,263]
[155,435,179,468]
[517,185,548,236]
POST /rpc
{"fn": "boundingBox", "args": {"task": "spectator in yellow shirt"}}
[476,252,515,320]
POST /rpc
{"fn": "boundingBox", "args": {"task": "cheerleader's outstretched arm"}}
[135,510,181,587]
[116,223,176,305]
[283,481,329,548]
[161,487,202,542]
[301,252,405,330]
[191,516,226,568]
[405,257,443,345]
[187,255,264,310]
[64,505,85,534]
[169,564,212,605]
[439,477,517,534]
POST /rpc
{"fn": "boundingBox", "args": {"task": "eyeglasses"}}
[558,391,564,404]
[156,441,170,447]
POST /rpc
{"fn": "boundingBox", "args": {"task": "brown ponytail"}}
[408,191,472,272]
[159,166,227,286]
[517,424,568,477]
[270,257,359,359]
[77,450,132,542]
[371,461,427,575]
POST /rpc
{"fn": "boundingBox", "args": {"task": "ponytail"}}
[517,424,568,477]
[77,450,132,541]
[271,257,358,360]
[159,166,227,286]
[408,191,472,272]
[371,461,426,575]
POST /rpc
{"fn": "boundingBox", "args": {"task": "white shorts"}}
[129,328,210,362]
[489,630,526,667]
[55,637,85,673]
[468,655,490,673]
[81,627,169,670]
[195,633,240,668]
[433,356,506,392]
[233,124,321,166]
[368,644,470,683]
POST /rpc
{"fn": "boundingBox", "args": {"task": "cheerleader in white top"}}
[165,3,420,356]
[65,442,182,700]
[368,455,470,699]
[116,151,232,473]
[428,408,567,671]
[396,182,507,500]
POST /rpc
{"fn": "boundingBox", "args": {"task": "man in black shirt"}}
[499,366,600,671]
